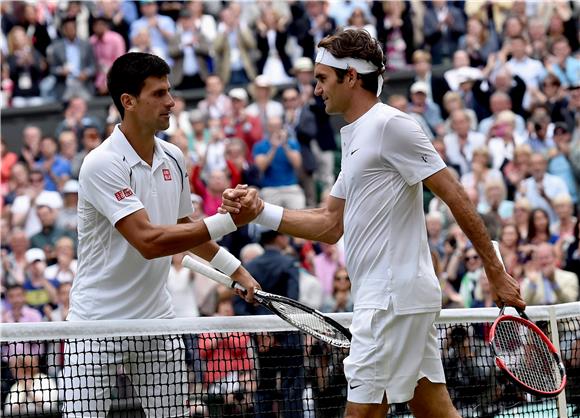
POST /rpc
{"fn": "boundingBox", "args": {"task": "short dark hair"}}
[6,284,24,293]
[318,29,385,95]
[107,52,170,119]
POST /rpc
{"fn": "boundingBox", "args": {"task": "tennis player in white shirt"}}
[63,52,262,417]
[221,30,526,418]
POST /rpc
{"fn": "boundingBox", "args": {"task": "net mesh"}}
[1,303,578,418]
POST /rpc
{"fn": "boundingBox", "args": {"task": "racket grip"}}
[182,255,246,292]
[491,240,505,269]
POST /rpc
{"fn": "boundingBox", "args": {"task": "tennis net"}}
[1,302,578,418]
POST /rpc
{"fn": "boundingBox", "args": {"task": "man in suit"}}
[47,16,96,101]
[423,0,466,66]
[234,230,304,418]
[521,243,579,305]
[289,1,336,61]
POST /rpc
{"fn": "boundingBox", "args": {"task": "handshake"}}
[219,184,263,227]
[204,184,284,243]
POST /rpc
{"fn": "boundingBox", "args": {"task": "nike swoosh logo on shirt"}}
[350,148,360,156]
[349,383,362,390]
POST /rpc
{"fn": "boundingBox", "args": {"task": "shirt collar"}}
[110,124,170,168]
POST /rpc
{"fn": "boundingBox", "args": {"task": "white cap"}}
[63,179,79,194]
[253,75,272,88]
[228,88,249,102]
[410,81,429,95]
[25,248,46,264]
[292,57,314,73]
[35,191,63,210]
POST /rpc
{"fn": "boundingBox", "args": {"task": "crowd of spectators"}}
[1,0,580,416]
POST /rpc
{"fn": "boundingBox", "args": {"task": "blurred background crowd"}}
[0,0,579,414]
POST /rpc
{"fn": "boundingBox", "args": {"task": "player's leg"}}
[62,338,116,418]
[408,378,460,418]
[129,335,188,417]
[342,309,395,418]
[408,320,460,418]
[344,396,389,418]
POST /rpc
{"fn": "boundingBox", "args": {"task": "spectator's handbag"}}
[182,255,351,348]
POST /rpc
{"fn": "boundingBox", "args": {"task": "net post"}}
[549,306,568,418]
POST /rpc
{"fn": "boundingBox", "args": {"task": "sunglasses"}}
[465,255,480,262]
[334,275,349,281]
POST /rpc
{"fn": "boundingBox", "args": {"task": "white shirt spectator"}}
[167,263,200,318]
[487,134,527,170]
[517,174,571,224]
[507,56,546,90]
[443,131,486,175]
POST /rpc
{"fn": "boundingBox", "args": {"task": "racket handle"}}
[491,240,505,270]
[182,255,246,292]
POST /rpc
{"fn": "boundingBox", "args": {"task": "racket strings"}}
[493,320,562,393]
[269,300,350,347]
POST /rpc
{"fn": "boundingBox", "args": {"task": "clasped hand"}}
[220,184,264,226]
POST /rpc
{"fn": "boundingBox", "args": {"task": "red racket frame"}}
[489,310,567,397]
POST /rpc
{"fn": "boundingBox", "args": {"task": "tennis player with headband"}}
[221,29,526,418]
[63,52,263,417]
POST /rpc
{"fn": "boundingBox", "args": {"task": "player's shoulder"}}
[79,138,128,177]
[376,103,423,133]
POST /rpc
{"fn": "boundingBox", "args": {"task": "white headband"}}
[315,47,383,96]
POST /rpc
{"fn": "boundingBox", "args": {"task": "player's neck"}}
[343,93,380,124]
[120,120,156,166]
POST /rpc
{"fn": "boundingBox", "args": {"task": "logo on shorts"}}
[162,169,172,181]
[350,148,360,156]
[421,154,429,163]
[114,188,134,201]
[349,383,363,390]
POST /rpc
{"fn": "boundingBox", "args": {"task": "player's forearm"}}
[445,192,504,278]
[278,207,343,244]
[139,221,212,259]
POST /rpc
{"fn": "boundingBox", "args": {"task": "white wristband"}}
[210,247,242,276]
[253,202,283,230]
[203,213,237,241]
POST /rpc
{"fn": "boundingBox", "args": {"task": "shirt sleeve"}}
[79,154,144,226]
[380,114,447,186]
[330,170,346,199]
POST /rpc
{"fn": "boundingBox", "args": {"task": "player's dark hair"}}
[107,52,170,119]
[318,29,386,95]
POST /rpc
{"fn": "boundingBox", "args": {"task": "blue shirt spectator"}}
[253,135,301,188]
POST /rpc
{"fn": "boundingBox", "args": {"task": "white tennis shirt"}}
[330,103,446,314]
[69,125,193,320]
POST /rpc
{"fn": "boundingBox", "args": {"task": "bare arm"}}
[277,195,344,244]
[222,187,345,244]
[115,209,213,259]
[424,168,526,309]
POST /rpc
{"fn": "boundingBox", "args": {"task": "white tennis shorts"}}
[344,305,446,404]
[62,336,188,417]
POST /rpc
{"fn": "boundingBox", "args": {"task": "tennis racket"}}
[488,241,567,397]
[182,255,352,348]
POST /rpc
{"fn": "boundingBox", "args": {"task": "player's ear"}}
[120,93,136,113]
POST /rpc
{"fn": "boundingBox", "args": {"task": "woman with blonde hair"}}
[5,26,46,107]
